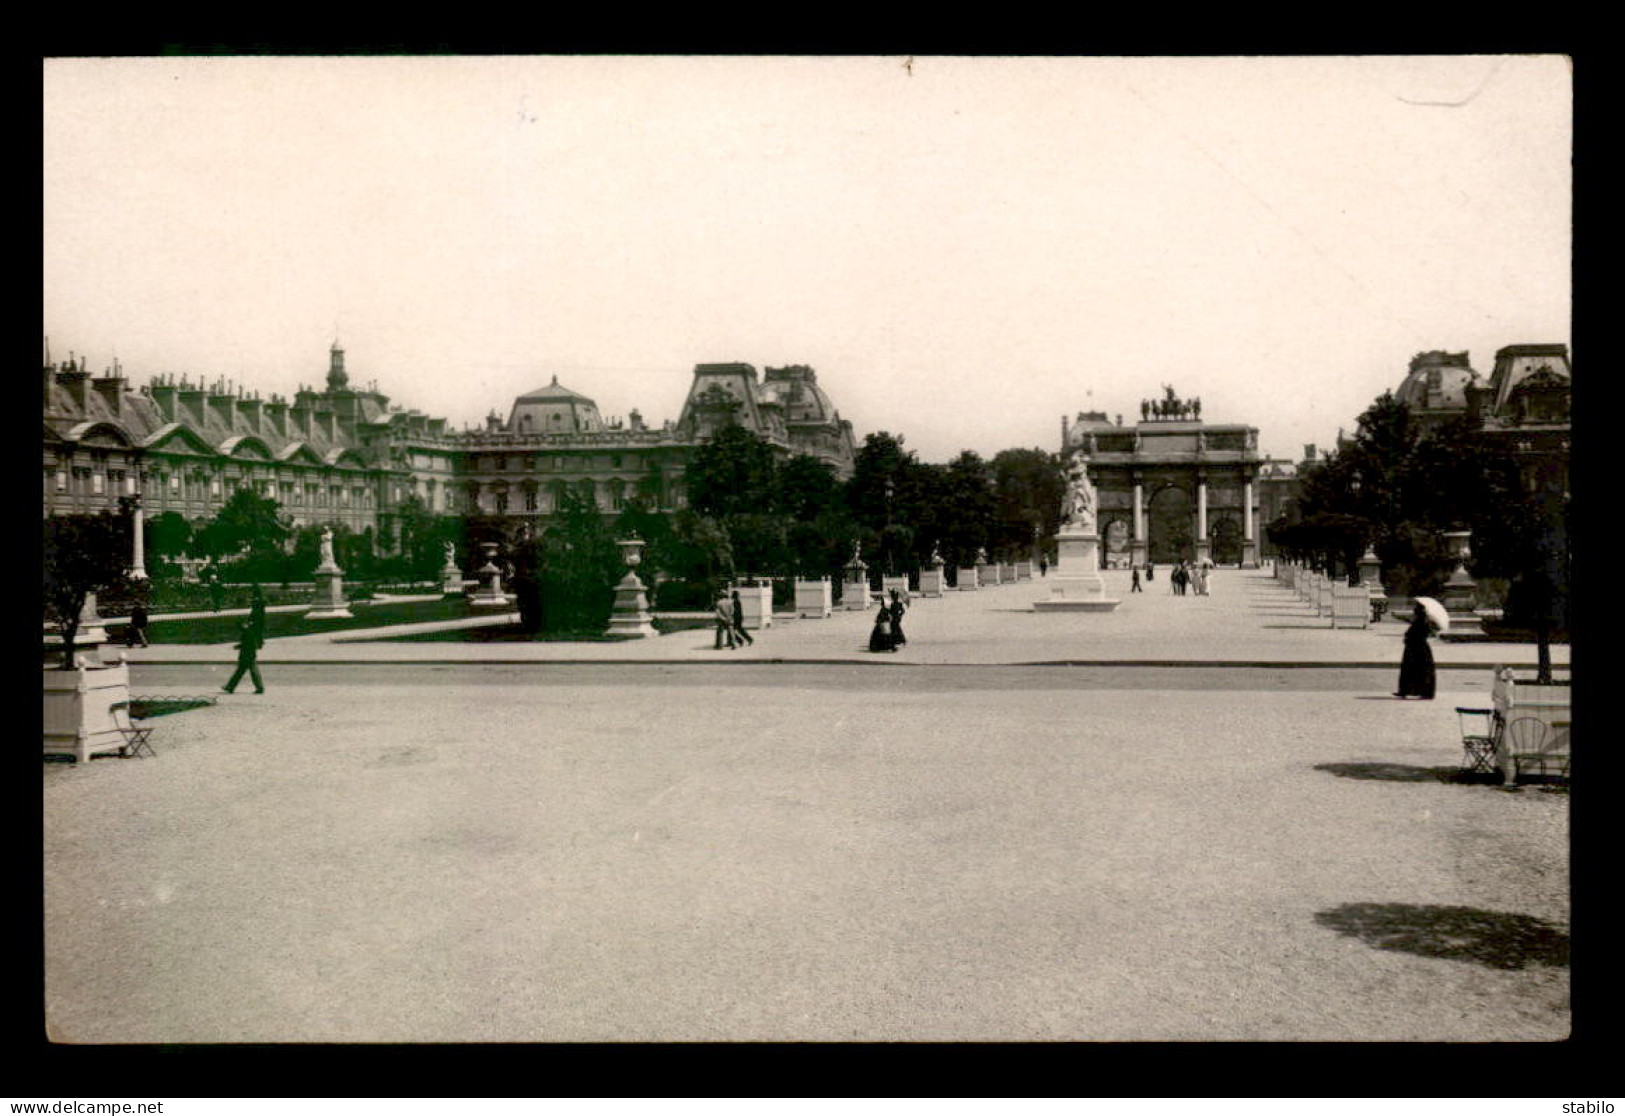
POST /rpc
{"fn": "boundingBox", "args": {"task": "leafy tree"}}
[684,424,781,519]
[992,448,1065,560]
[194,488,290,562]
[775,454,842,522]
[845,431,915,530]
[392,494,462,579]
[44,513,132,669]
[537,489,622,633]
[939,450,997,567]
[671,510,735,588]
[145,510,193,559]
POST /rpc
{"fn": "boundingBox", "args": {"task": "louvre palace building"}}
[42,343,858,545]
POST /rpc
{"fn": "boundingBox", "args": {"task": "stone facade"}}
[1061,395,1263,568]
[43,346,859,548]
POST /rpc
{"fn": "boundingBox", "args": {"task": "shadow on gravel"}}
[1314,761,1497,785]
[1314,903,1569,970]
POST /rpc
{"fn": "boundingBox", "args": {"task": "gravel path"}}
[45,668,1568,1042]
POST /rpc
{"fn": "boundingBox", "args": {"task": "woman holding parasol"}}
[1395,597,1446,699]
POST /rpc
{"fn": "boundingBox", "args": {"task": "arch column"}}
[1242,473,1258,568]
[1195,470,1211,565]
[1130,472,1147,569]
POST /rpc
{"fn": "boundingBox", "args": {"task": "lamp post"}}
[883,479,895,576]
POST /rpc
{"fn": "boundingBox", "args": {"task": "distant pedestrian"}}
[731,590,754,647]
[869,602,896,652]
[249,583,267,633]
[1395,603,1437,700]
[1145,561,1154,583]
[1039,558,1048,577]
[713,591,736,650]
[126,601,150,647]
[222,620,265,694]
[1130,567,1143,593]
[888,589,907,647]
[207,571,224,612]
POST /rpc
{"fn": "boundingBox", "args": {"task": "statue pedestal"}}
[468,561,509,609]
[843,565,870,610]
[918,565,947,597]
[440,562,464,597]
[307,565,353,619]
[1033,528,1120,612]
[605,572,657,638]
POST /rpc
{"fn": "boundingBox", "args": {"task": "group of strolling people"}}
[1127,559,1211,596]
[869,589,908,652]
[712,589,757,650]
[1167,559,1211,596]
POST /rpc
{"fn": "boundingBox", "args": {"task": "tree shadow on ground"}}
[1316,762,1569,793]
[1315,761,1498,785]
[1314,903,1569,970]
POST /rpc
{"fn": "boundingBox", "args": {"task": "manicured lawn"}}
[143,598,479,644]
[366,617,712,643]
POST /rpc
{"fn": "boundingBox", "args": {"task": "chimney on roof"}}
[56,359,92,412]
[91,370,126,419]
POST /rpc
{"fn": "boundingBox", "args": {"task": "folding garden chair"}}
[1455,707,1499,776]
[1504,716,1561,782]
[110,700,156,758]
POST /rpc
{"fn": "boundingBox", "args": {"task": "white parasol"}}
[1413,596,1449,632]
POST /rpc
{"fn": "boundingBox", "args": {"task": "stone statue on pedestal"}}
[443,540,456,568]
[319,527,337,569]
[1062,456,1097,534]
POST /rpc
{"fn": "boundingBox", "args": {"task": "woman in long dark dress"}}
[1396,603,1437,699]
[869,602,895,652]
[888,589,907,647]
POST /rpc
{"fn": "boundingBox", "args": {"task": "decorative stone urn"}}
[605,537,657,638]
[1438,529,1484,641]
[468,541,510,609]
[1357,545,1388,623]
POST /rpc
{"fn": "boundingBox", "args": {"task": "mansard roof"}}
[516,376,597,405]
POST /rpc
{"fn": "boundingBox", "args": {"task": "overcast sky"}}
[43,55,1570,464]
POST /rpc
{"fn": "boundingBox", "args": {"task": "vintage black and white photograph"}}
[42,54,1571,1043]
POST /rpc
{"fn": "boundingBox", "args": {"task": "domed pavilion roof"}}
[507,375,604,435]
[1394,350,1480,416]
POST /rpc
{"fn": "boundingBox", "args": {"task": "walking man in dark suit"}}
[223,619,265,694]
[731,590,755,647]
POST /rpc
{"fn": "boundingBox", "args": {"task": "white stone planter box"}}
[918,567,947,597]
[881,575,910,602]
[842,576,871,610]
[728,583,774,629]
[957,568,980,590]
[1015,561,1032,580]
[1491,666,1572,782]
[795,578,832,618]
[1330,583,1369,628]
[44,662,131,763]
